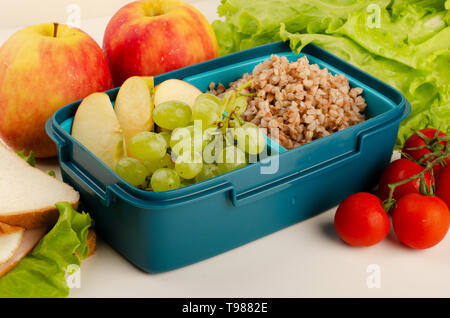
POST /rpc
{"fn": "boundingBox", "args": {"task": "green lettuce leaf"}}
[0,202,92,298]
[214,0,391,56]
[16,150,35,167]
[213,0,450,148]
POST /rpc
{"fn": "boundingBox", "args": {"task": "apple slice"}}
[72,93,125,169]
[0,222,25,265]
[115,76,155,148]
[154,79,202,108]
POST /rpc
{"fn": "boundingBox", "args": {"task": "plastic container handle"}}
[105,181,237,210]
[46,118,70,162]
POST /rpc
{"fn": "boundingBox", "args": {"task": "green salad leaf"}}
[213,0,391,56]
[0,202,92,298]
[16,150,35,167]
[213,0,450,147]
[47,170,56,178]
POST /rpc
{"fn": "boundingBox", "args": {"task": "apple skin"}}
[103,0,219,86]
[0,23,112,158]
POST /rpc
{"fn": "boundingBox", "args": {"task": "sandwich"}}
[0,143,95,298]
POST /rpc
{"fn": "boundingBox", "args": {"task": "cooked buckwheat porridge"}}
[209,55,367,150]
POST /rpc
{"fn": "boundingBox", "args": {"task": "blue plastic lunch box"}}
[46,42,410,273]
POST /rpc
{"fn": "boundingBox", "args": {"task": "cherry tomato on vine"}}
[378,158,434,201]
[392,193,450,249]
[402,128,450,177]
[334,192,390,247]
[436,165,450,209]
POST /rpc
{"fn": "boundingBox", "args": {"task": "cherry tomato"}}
[334,192,390,247]
[378,158,434,201]
[392,193,450,249]
[436,165,450,209]
[402,128,450,177]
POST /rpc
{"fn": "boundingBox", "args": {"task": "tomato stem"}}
[383,128,449,212]
[382,153,447,212]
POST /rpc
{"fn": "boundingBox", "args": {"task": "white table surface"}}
[1,0,450,298]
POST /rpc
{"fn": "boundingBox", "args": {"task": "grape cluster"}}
[115,81,266,192]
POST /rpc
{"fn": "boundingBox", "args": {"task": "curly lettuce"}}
[213,0,450,147]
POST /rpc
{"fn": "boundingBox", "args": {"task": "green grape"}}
[129,132,167,161]
[170,126,194,149]
[177,138,209,158]
[217,146,247,173]
[235,123,266,155]
[203,127,220,142]
[234,96,248,116]
[175,151,203,179]
[192,94,224,129]
[171,127,207,157]
[144,153,174,175]
[224,91,248,116]
[159,131,171,147]
[191,121,205,150]
[223,90,237,114]
[195,163,221,183]
[171,138,193,157]
[151,168,181,192]
[228,119,241,129]
[115,157,149,187]
[202,132,224,164]
[153,100,192,130]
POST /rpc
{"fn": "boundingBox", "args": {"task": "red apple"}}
[0,23,112,158]
[103,0,219,86]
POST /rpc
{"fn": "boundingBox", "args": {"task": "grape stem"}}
[215,80,260,152]
[237,81,253,92]
[219,80,252,135]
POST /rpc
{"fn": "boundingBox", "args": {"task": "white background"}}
[0,0,449,298]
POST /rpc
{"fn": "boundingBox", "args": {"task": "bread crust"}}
[0,222,24,235]
[87,229,96,257]
[0,201,79,230]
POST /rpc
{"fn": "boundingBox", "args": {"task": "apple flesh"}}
[103,0,219,86]
[154,79,202,108]
[0,23,112,158]
[72,93,125,169]
[115,77,155,149]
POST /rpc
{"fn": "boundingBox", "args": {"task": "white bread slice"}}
[0,227,47,278]
[0,143,79,229]
[0,223,25,264]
